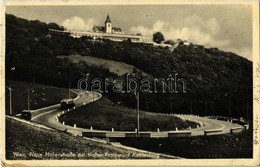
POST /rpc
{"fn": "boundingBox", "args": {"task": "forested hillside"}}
[5,14,253,119]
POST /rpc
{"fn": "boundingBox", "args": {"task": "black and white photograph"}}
[1,0,259,166]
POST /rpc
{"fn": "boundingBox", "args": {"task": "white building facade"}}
[49,14,153,44]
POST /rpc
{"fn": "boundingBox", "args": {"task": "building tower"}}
[105,14,112,33]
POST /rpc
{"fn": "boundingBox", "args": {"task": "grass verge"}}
[5,117,173,159]
[60,97,198,131]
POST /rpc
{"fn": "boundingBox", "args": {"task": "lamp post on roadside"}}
[229,95,232,119]
[190,100,193,115]
[246,93,249,121]
[169,97,173,115]
[68,80,71,99]
[84,73,93,102]
[27,88,35,111]
[28,88,30,110]
[225,93,232,119]
[170,101,173,115]
[205,99,208,116]
[135,91,140,137]
[8,87,12,115]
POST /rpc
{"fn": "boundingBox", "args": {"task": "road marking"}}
[31,109,59,120]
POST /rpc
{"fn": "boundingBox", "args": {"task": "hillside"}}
[57,54,150,76]
[5,117,174,159]
[5,14,253,119]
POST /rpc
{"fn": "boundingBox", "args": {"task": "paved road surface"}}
[32,90,244,137]
[32,90,102,135]
[174,114,243,136]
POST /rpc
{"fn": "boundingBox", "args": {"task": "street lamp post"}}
[69,80,71,99]
[85,73,94,102]
[190,100,193,115]
[225,93,232,119]
[28,88,30,110]
[205,99,208,116]
[229,95,232,119]
[246,94,249,121]
[170,101,173,114]
[135,91,140,137]
[8,87,12,115]
[169,97,173,115]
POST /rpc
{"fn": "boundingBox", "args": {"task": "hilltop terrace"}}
[48,28,153,43]
[49,14,153,44]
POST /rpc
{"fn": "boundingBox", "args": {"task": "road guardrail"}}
[168,131,192,137]
[230,127,243,134]
[204,129,222,136]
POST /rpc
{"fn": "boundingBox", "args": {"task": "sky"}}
[6,5,252,60]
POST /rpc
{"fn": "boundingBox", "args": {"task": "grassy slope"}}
[111,129,253,158]
[57,54,151,77]
[5,80,77,115]
[60,97,198,131]
[5,118,170,160]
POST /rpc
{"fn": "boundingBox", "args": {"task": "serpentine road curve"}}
[31,90,245,137]
[32,89,102,136]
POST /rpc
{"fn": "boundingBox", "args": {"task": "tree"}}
[164,40,175,46]
[48,22,64,30]
[153,32,165,44]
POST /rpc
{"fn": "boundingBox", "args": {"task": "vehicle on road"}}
[21,110,32,120]
[60,99,75,109]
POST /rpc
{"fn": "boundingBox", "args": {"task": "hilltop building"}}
[49,14,153,43]
[93,14,124,34]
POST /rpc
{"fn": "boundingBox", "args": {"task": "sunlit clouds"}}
[62,16,96,31]
[130,15,251,60]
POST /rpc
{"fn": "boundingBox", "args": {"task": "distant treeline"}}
[5,14,253,119]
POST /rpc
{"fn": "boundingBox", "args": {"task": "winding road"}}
[32,89,102,136]
[174,114,243,136]
[30,90,245,137]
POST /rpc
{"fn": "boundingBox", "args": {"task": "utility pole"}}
[8,87,12,115]
[205,99,208,116]
[246,94,249,121]
[228,86,232,120]
[135,91,140,137]
[28,88,30,110]
[170,97,173,114]
[170,101,173,114]
[69,80,71,99]
[229,95,232,119]
[190,100,193,115]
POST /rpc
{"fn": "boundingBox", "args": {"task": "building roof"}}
[93,26,105,32]
[105,14,111,23]
[112,27,122,32]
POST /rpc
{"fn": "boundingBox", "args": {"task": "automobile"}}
[21,110,32,120]
[60,98,75,109]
